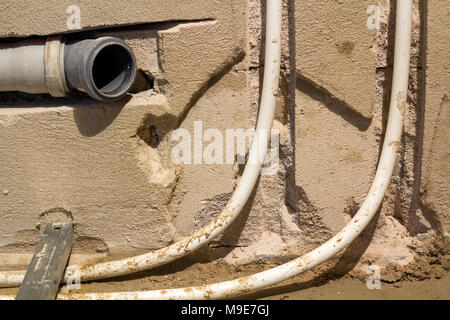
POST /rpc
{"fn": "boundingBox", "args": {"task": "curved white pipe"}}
[0,0,412,300]
[0,0,282,288]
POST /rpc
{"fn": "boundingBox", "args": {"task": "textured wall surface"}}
[0,0,219,37]
[0,0,448,281]
[420,0,450,241]
[295,0,377,118]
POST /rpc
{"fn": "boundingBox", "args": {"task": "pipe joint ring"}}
[44,36,69,97]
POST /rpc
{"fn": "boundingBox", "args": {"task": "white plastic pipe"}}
[0,0,412,300]
[0,0,282,288]
[0,37,68,97]
[64,0,412,300]
[0,41,49,94]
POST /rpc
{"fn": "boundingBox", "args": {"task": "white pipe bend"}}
[0,0,282,288]
[0,0,412,300]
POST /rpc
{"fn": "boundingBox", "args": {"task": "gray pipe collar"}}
[64,37,137,101]
[45,36,70,97]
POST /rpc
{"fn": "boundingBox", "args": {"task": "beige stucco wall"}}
[0,0,448,280]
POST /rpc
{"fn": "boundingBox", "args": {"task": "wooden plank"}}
[16,223,73,300]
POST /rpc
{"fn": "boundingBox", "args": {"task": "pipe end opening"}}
[90,42,136,101]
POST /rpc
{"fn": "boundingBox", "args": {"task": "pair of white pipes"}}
[0,0,412,299]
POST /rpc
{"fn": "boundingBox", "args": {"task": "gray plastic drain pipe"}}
[0,36,137,101]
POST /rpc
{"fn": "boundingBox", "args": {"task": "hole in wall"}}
[130,70,155,93]
[135,113,178,148]
[137,123,160,148]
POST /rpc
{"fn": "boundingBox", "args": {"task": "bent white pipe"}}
[0,0,282,288]
[0,39,61,95]
[0,0,412,300]
[60,0,411,300]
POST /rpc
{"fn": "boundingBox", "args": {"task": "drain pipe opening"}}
[65,37,137,101]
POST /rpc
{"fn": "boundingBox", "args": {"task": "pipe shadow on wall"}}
[295,74,372,131]
[0,91,131,137]
[72,95,131,137]
[408,0,442,236]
